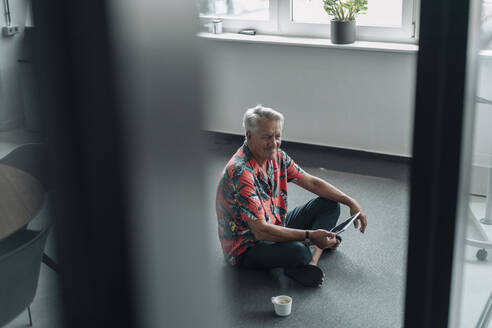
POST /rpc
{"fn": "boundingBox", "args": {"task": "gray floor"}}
[1,132,490,327]
[204,135,410,328]
[3,132,411,328]
[0,132,441,328]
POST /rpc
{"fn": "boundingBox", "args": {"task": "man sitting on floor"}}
[215,104,367,287]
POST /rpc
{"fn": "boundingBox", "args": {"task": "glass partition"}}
[449,0,492,327]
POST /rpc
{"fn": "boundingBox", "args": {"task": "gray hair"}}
[242,104,284,134]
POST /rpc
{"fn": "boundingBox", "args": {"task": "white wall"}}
[0,0,29,130]
[200,39,418,157]
[200,39,492,194]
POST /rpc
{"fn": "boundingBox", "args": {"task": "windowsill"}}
[197,32,419,54]
[480,50,492,58]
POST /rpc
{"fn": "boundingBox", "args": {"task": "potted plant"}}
[323,0,368,44]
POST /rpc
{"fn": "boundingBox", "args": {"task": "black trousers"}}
[237,197,341,269]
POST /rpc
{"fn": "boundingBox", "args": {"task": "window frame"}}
[199,0,420,44]
[199,0,279,34]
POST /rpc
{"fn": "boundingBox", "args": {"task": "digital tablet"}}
[330,212,360,235]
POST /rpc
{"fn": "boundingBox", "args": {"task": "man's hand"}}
[310,229,338,249]
[348,199,367,233]
[330,237,341,250]
[293,173,368,234]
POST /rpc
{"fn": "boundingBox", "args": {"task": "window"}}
[198,0,278,34]
[292,0,402,27]
[198,0,419,43]
[483,0,492,20]
[197,0,269,20]
[483,0,492,50]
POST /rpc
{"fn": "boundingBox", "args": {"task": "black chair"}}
[0,143,58,273]
[0,228,49,327]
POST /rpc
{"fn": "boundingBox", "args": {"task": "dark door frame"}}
[404,0,476,327]
[32,1,135,327]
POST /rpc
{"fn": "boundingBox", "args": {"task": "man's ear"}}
[246,130,251,141]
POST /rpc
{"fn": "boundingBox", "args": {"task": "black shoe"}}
[284,264,324,287]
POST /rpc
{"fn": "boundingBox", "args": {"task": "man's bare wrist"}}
[342,196,356,207]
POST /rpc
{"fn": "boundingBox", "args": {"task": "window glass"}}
[483,0,492,50]
[292,0,403,28]
[448,1,492,327]
[197,0,269,20]
[484,0,492,19]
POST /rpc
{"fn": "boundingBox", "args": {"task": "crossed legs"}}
[238,197,341,283]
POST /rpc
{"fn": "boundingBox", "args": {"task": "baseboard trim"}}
[202,130,412,165]
[203,130,490,196]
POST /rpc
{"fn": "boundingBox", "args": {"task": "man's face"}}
[246,118,283,164]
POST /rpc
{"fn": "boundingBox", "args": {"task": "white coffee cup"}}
[271,295,292,316]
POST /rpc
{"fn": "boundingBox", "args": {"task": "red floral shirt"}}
[215,142,305,266]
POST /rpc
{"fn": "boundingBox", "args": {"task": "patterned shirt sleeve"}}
[281,150,306,183]
[234,170,266,222]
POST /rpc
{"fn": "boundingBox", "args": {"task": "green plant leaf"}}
[323,0,367,21]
